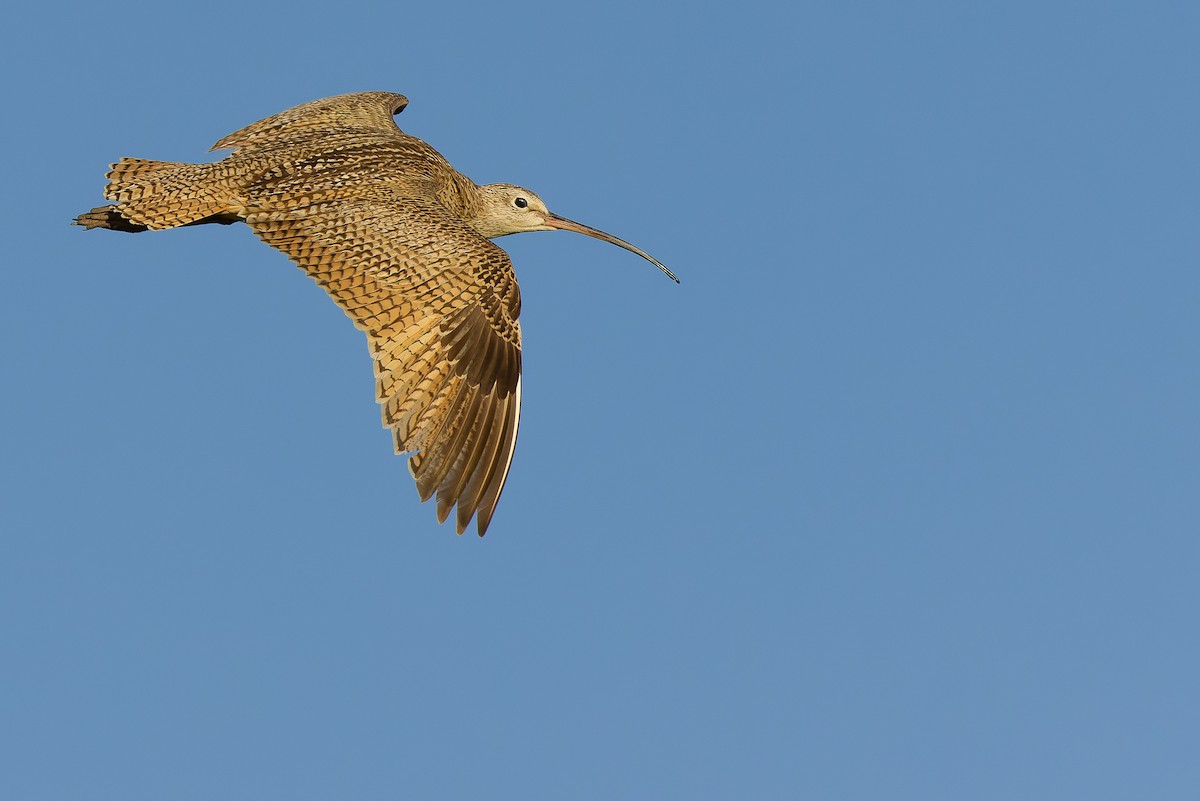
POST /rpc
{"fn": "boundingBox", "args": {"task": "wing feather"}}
[460,392,518,534]
[212,92,410,152]
[245,196,521,535]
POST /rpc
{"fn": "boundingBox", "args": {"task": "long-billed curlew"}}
[75,91,676,536]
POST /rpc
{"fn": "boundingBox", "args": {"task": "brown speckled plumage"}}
[76,91,675,536]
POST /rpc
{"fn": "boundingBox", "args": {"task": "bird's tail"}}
[74,157,239,232]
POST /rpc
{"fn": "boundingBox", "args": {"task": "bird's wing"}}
[212,92,410,152]
[245,195,523,536]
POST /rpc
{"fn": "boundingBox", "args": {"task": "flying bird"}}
[75,91,676,536]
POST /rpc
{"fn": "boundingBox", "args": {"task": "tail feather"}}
[105,157,189,186]
[95,157,236,230]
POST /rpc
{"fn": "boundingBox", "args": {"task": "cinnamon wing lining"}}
[244,197,522,535]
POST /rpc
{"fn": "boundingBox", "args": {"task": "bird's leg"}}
[73,205,148,232]
[73,207,242,232]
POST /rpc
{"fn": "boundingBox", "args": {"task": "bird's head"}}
[473,183,678,282]
[474,184,556,236]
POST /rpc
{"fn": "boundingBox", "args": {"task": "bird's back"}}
[206,92,483,220]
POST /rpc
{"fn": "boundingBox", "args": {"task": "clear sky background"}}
[3,2,1198,799]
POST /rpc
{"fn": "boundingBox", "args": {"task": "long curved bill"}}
[546,213,679,283]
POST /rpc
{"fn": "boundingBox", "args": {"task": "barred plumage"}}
[75,91,675,536]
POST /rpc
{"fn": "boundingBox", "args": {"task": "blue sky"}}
[3,1,1198,799]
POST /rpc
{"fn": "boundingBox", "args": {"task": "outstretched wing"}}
[246,194,522,536]
[212,92,410,153]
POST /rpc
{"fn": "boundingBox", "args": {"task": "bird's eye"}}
[514,197,528,209]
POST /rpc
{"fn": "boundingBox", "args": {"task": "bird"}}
[75,91,676,536]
